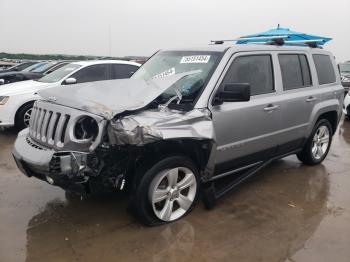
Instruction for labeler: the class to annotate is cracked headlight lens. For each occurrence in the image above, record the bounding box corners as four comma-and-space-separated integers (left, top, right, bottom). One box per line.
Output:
0, 96, 9, 105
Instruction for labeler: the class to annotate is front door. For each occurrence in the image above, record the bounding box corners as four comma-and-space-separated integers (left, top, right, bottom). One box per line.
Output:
210, 53, 282, 174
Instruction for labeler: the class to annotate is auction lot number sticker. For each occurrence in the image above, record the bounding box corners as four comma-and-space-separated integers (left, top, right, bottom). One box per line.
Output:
152, 67, 176, 79
180, 55, 210, 64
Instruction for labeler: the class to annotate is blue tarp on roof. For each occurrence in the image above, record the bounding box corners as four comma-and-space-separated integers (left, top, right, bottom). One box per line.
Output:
236, 26, 332, 46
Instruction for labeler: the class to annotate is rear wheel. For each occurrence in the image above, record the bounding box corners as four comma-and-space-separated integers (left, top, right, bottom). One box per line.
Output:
297, 119, 332, 165
15, 102, 34, 130
131, 156, 200, 226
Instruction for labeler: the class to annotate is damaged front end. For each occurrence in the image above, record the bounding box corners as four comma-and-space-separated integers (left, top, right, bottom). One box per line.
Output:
13, 106, 217, 194
107, 107, 217, 181
13, 73, 217, 194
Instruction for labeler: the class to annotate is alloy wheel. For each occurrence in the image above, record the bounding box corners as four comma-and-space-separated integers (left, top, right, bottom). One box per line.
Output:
23, 108, 32, 127
149, 167, 197, 222
311, 125, 330, 160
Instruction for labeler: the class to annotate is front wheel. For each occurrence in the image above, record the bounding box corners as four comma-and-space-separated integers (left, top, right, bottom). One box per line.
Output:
297, 119, 332, 165
131, 156, 200, 226
15, 103, 34, 130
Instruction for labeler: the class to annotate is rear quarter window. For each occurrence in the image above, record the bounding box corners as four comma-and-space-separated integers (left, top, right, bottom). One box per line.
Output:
313, 54, 336, 85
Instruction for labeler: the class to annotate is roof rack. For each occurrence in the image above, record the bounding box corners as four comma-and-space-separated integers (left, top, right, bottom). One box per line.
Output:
210, 36, 288, 45
210, 36, 324, 48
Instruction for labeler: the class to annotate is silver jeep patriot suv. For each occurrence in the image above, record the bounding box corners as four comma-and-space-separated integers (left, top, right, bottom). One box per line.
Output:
13, 44, 344, 225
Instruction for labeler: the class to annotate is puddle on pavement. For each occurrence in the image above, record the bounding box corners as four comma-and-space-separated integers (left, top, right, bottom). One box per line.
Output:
1, 120, 350, 262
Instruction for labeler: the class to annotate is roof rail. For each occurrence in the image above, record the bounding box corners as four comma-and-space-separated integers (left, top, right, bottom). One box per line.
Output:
210, 36, 325, 48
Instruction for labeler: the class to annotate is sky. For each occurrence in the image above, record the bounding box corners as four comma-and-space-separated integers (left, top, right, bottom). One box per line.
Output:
0, 0, 349, 61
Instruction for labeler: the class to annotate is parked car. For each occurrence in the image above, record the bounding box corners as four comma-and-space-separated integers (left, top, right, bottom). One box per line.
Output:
0, 61, 69, 85
0, 60, 140, 129
339, 62, 350, 93
0, 61, 38, 73
343, 92, 350, 118
13, 44, 343, 225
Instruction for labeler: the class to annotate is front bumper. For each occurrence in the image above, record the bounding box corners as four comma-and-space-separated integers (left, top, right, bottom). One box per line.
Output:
343, 94, 350, 116
0, 103, 15, 127
13, 129, 91, 192
342, 82, 350, 94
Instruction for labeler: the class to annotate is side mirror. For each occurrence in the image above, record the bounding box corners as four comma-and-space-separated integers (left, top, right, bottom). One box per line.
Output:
63, 77, 77, 85
0, 79, 4, 85
214, 83, 250, 105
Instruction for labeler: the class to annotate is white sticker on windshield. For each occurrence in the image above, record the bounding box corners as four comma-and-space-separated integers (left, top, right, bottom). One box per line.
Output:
152, 67, 176, 79
180, 55, 210, 64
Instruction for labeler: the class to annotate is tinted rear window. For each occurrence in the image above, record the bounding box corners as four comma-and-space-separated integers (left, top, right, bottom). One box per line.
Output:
313, 54, 336, 85
279, 54, 312, 90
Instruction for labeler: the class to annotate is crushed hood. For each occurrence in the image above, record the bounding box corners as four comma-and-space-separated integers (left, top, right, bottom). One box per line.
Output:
38, 71, 200, 120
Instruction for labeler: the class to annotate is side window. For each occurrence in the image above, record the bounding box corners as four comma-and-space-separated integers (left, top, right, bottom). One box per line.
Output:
313, 54, 336, 85
111, 64, 139, 79
223, 55, 274, 96
299, 55, 312, 86
70, 64, 109, 84
279, 54, 312, 90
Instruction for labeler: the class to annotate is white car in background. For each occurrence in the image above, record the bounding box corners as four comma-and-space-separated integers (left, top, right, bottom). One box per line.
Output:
0, 60, 140, 129
343, 92, 350, 119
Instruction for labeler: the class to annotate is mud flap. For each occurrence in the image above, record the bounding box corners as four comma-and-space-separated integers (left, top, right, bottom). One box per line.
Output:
201, 182, 217, 209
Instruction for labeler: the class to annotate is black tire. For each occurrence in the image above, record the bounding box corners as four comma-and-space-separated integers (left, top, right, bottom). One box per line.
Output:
131, 156, 200, 226
15, 102, 34, 130
297, 119, 333, 165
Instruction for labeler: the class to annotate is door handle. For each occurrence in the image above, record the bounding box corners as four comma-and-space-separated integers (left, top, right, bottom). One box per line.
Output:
263, 104, 279, 112
306, 96, 317, 102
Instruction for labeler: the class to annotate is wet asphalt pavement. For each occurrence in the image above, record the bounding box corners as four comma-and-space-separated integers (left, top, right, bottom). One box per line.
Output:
0, 120, 349, 262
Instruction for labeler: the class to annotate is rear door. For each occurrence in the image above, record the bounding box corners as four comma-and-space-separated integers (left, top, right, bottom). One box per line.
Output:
210, 52, 282, 174
277, 52, 319, 153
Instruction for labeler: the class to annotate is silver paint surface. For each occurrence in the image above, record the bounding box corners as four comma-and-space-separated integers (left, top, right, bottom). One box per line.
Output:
108, 108, 214, 145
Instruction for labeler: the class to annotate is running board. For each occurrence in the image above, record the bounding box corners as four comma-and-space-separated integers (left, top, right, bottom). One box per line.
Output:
202, 150, 300, 209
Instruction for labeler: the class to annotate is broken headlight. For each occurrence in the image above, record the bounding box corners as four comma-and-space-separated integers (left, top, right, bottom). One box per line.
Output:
0, 96, 9, 105
73, 116, 99, 141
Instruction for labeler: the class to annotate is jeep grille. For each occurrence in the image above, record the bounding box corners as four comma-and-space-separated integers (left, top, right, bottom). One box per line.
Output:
28, 100, 105, 152
29, 102, 71, 148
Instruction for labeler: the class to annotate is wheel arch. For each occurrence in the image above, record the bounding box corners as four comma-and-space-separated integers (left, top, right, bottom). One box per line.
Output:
127, 139, 214, 192
316, 111, 338, 135
14, 100, 36, 124
308, 99, 341, 136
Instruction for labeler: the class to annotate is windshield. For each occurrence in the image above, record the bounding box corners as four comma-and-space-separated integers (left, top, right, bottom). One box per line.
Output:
8, 62, 36, 71
132, 51, 221, 103
340, 63, 350, 74
37, 64, 81, 83
22, 62, 47, 72
29, 61, 58, 73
